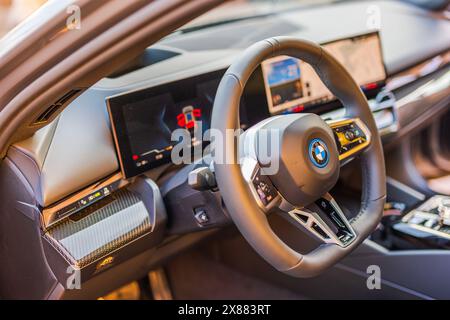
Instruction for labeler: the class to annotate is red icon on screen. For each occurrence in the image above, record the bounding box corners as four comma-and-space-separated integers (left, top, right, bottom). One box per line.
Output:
132, 155, 139, 161
291, 105, 305, 113
364, 82, 378, 90
177, 106, 201, 129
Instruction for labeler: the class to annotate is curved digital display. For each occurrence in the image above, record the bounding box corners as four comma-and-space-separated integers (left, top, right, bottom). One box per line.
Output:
108, 32, 386, 179
262, 32, 386, 115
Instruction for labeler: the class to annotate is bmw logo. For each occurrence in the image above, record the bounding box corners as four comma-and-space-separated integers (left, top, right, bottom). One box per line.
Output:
308, 138, 329, 168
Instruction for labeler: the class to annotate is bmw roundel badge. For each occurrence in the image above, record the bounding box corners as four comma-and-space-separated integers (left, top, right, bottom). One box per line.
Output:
308, 138, 329, 168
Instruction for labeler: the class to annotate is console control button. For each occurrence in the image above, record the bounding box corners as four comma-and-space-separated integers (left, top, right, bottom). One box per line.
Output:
194, 208, 210, 226
438, 198, 450, 226
424, 219, 438, 229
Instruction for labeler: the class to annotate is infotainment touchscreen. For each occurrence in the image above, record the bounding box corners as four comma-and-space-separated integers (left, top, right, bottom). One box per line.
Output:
262, 32, 386, 114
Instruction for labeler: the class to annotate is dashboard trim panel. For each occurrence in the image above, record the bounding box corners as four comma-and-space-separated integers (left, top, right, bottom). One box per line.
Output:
41, 172, 128, 229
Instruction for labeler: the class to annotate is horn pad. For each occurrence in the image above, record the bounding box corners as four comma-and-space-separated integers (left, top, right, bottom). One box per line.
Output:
257, 113, 340, 207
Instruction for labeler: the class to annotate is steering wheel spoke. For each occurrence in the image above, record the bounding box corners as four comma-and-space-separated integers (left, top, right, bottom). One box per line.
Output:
287, 194, 356, 247
326, 118, 372, 165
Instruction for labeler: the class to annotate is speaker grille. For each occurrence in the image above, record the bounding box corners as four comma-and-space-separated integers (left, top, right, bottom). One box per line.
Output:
44, 188, 151, 268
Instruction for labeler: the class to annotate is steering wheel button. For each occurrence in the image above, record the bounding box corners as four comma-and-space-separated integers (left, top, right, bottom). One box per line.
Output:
344, 131, 355, 141
252, 169, 278, 207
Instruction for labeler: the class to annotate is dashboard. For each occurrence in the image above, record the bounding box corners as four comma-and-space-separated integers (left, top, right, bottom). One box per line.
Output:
11, 0, 450, 208
108, 32, 387, 179
4, 0, 449, 299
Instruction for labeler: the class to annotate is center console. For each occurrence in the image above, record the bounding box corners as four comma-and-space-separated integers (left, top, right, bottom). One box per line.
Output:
371, 178, 450, 251
393, 195, 450, 249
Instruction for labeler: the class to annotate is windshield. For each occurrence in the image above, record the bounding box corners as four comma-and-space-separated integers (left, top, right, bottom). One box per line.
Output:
0, 0, 47, 37
181, 0, 338, 32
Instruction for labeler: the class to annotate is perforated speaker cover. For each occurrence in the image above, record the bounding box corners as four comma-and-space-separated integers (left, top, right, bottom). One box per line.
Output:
44, 188, 152, 268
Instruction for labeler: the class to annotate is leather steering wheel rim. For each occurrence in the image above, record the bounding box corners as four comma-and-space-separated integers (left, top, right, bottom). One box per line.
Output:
211, 37, 386, 278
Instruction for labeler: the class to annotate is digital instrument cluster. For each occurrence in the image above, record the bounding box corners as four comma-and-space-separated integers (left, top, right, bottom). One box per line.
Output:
108, 32, 386, 179
107, 71, 224, 178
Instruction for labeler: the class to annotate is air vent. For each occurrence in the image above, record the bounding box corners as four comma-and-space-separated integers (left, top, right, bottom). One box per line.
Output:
32, 89, 82, 126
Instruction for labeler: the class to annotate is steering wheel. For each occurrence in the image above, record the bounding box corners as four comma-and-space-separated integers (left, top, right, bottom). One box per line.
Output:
211, 37, 386, 278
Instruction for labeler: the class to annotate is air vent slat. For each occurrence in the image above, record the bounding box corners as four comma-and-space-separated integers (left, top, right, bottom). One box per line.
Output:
57, 90, 80, 105
32, 89, 82, 126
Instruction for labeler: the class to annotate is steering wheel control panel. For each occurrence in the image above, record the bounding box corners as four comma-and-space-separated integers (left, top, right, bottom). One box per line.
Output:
251, 168, 280, 207
329, 118, 371, 161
